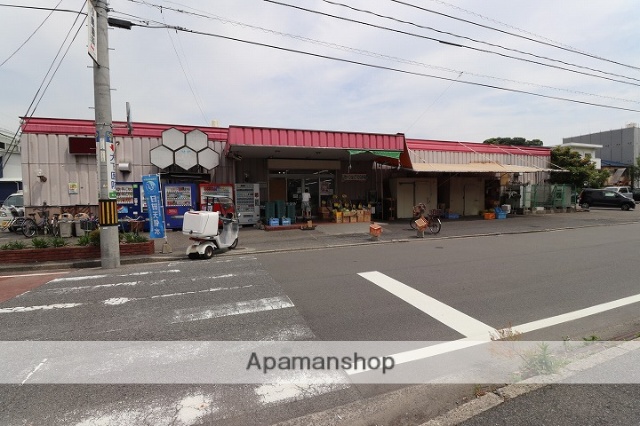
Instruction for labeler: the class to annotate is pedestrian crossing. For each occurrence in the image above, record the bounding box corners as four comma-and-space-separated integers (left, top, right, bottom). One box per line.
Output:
0, 256, 352, 425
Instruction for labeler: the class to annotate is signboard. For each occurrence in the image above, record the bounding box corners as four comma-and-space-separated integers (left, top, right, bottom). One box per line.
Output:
342, 173, 367, 182
87, 2, 98, 62
142, 174, 166, 239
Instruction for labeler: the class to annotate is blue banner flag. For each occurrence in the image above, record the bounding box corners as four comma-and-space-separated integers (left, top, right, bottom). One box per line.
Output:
142, 174, 166, 239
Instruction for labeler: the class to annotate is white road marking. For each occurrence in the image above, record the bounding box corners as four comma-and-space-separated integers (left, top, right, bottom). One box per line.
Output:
0, 303, 83, 313
172, 296, 295, 323
44, 281, 139, 294
351, 271, 640, 375
510, 293, 640, 335
50, 275, 107, 282
358, 271, 495, 338
0, 271, 68, 279
21, 358, 47, 385
103, 298, 134, 306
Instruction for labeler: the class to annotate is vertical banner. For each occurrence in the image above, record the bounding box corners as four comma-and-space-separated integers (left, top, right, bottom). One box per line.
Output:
142, 174, 166, 239
106, 131, 117, 199
87, 1, 97, 62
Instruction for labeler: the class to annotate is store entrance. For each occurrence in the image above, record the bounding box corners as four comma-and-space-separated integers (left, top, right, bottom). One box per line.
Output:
271, 172, 335, 220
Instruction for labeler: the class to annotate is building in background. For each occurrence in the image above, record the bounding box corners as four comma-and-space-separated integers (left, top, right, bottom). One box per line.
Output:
0, 128, 22, 202
563, 123, 640, 185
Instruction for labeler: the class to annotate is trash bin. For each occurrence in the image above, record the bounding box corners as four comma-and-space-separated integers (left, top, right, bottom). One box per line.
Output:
58, 213, 74, 238
74, 213, 89, 236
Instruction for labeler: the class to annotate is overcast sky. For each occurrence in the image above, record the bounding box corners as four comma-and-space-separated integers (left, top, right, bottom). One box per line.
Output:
1, 0, 639, 146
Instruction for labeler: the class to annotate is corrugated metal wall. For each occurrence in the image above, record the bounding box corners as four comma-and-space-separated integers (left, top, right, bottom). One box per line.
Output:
409, 149, 549, 170
21, 133, 233, 210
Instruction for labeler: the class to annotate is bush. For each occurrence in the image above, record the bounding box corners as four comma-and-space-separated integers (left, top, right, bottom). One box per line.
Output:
31, 237, 50, 249
1, 240, 27, 250
88, 229, 101, 246
50, 236, 68, 247
121, 232, 149, 243
76, 234, 91, 246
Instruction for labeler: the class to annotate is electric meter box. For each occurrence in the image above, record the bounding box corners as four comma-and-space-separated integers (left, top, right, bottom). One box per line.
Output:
182, 211, 219, 237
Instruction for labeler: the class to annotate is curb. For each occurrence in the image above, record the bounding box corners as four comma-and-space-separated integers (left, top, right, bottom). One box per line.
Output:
420, 339, 639, 426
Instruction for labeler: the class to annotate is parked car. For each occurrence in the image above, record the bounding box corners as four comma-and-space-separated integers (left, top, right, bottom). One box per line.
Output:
0, 190, 24, 227
632, 188, 640, 202
602, 186, 634, 200
578, 188, 635, 210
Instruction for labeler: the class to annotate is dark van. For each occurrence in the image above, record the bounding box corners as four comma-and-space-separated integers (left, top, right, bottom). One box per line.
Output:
578, 189, 635, 210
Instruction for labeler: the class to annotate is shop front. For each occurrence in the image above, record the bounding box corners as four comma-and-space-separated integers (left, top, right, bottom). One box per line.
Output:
225, 126, 404, 224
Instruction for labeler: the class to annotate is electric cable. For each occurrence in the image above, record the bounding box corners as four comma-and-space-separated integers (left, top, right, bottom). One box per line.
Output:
113, 2, 640, 105
0, 0, 63, 68
264, 0, 640, 87
319, 0, 640, 82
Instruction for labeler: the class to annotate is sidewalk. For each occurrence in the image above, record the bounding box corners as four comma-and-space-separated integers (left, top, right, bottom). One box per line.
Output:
1, 208, 639, 272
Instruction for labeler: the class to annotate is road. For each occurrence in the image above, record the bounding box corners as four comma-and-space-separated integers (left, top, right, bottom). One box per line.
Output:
0, 223, 639, 425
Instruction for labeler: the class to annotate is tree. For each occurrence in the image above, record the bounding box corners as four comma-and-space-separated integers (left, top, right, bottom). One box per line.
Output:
483, 137, 543, 147
548, 146, 609, 188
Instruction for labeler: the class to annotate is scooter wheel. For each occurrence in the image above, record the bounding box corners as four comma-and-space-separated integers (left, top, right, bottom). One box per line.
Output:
230, 238, 238, 249
203, 245, 215, 259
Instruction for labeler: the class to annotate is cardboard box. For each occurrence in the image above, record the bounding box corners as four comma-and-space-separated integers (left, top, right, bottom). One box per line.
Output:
350, 216, 358, 223
369, 224, 382, 237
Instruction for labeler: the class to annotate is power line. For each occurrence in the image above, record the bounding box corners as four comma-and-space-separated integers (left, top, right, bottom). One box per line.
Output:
319, 0, 640, 83
391, 0, 640, 72
264, 0, 640, 87
114, 2, 639, 106
111, 17, 640, 113
0, 1, 63, 68
1, 1, 87, 169
0, 3, 86, 15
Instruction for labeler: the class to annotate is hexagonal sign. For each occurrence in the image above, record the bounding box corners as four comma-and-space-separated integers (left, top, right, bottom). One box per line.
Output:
198, 148, 219, 170
186, 129, 208, 152
150, 145, 174, 169
175, 147, 198, 170
162, 128, 185, 150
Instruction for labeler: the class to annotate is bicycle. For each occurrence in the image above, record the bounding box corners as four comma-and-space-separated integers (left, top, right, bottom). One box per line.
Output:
0, 205, 26, 234
22, 203, 60, 238
410, 203, 442, 234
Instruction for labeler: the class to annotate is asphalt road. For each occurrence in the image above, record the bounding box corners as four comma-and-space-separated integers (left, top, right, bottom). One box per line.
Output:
0, 220, 639, 425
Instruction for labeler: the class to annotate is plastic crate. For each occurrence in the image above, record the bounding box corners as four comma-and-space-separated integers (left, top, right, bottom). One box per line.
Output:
496, 212, 507, 219
281, 218, 291, 225
269, 218, 279, 226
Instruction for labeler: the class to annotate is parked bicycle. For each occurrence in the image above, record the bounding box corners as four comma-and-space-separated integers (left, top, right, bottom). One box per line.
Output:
22, 203, 60, 238
410, 203, 442, 234
0, 205, 26, 233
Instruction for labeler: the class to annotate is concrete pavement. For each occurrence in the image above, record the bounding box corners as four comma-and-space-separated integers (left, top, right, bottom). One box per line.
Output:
1, 208, 640, 425
2, 208, 639, 272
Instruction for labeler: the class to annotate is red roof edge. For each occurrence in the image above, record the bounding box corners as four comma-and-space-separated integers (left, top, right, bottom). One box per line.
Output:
406, 139, 551, 156
20, 117, 229, 140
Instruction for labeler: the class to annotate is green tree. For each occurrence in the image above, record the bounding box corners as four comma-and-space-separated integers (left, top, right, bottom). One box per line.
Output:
549, 146, 609, 188
483, 137, 543, 147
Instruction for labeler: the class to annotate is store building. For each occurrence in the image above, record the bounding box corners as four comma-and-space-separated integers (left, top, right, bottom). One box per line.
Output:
19, 117, 556, 223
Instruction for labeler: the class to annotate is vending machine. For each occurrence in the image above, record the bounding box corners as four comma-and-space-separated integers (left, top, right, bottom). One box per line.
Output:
163, 183, 197, 229
115, 182, 149, 230
198, 183, 234, 210
235, 183, 260, 226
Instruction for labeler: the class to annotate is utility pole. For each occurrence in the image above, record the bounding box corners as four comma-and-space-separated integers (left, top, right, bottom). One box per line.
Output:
90, 0, 120, 269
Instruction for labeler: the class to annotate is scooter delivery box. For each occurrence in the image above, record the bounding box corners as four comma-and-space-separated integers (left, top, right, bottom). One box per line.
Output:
182, 211, 219, 237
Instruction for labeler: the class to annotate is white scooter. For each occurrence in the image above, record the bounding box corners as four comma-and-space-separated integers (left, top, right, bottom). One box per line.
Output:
182, 211, 239, 259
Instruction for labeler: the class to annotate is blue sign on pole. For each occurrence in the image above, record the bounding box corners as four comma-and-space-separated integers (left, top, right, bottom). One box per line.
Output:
142, 174, 166, 239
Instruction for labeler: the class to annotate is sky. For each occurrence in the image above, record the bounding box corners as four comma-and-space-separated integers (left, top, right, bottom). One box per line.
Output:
1, 0, 640, 147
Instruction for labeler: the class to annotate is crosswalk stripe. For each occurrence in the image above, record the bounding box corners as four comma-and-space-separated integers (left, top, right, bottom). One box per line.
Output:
172, 296, 295, 323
